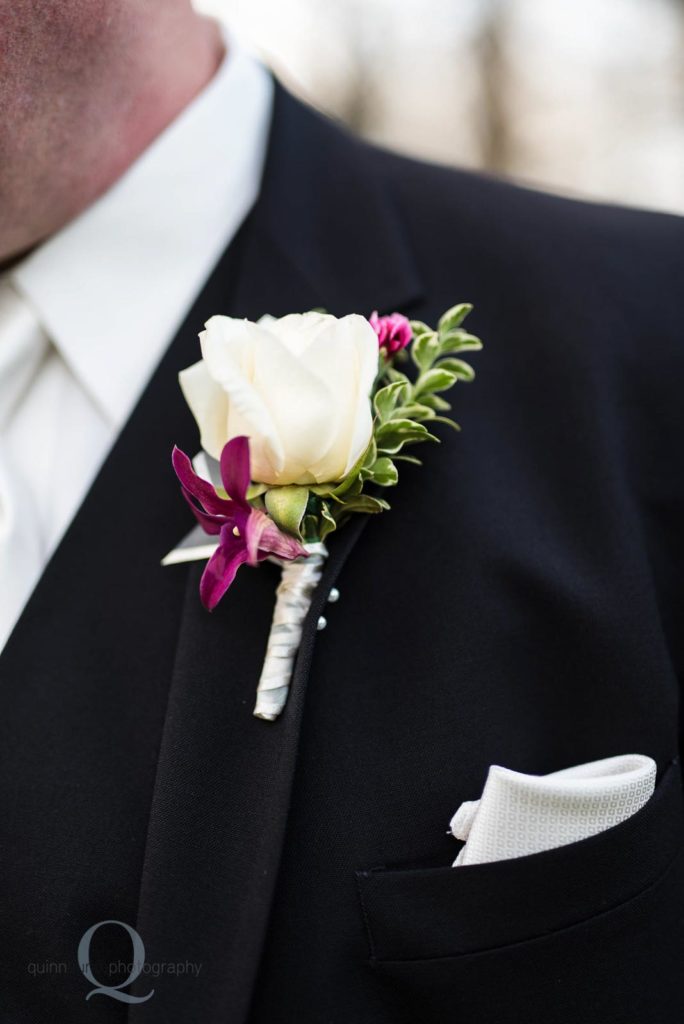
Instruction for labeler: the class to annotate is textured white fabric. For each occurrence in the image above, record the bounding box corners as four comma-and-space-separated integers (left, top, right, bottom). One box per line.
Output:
449, 753, 656, 867
0, 34, 272, 652
0, 280, 53, 650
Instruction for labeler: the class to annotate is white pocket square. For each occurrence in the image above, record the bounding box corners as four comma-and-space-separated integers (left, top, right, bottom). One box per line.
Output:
449, 753, 656, 867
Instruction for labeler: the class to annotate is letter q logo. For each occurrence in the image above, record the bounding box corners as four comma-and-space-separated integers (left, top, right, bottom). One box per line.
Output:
77, 920, 154, 1004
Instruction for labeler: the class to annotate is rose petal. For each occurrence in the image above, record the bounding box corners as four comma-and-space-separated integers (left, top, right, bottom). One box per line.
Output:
178, 361, 230, 462
340, 315, 379, 475
304, 314, 377, 481
249, 326, 338, 484
264, 312, 336, 357
200, 317, 284, 481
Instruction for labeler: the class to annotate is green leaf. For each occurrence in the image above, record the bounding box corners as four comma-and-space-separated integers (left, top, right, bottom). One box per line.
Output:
393, 453, 423, 465
388, 417, 431, 432
432, 416, 461, 431
264, 485, 309, 538
414, 368, 458, 395
420, 394, 452, 412
434, 358, 475, 381
319, 501, 338, 540
376, 418, 430, 439
411, 331, 440, 372
409, 319, 433, 339
246, 482, 268, 500
374, 380, 411, 422
375, 419, 436, 454
323, 475, 365, 502
369, 457, 399, 486
309, 439, 375, 500
385, 366, 411, 385
438, 303, 473, 334
439, 330, 482, 354
345, 475, 364, 496
395, 402, 436, 421
338, 493, 390, 515
361, 436, 378, 467
301, 513, 320, 543
333, 441, 374, 496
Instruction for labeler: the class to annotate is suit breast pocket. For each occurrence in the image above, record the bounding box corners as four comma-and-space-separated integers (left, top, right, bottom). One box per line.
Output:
356, 759, 684, 1024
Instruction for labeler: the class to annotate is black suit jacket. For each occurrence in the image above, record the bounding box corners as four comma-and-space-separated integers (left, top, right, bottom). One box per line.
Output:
1, 81, 684, 1024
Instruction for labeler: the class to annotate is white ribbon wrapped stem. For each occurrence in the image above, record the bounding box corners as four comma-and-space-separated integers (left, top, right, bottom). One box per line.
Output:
254, 541, 328, 721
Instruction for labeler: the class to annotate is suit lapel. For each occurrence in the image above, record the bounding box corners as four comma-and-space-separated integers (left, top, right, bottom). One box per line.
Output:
128, 86, 422, 1022
0, 82, 421, 1024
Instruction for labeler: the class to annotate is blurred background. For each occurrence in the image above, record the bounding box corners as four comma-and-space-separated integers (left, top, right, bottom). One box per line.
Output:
194, 0, 684, 216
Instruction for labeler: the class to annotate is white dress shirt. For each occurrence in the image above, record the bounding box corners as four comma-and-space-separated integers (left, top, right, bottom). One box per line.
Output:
0, 34, 273, 651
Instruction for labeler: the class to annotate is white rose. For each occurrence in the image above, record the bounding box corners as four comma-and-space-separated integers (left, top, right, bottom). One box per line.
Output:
179, 311, 379, 486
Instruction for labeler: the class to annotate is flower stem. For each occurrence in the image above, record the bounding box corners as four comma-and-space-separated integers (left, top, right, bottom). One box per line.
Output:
253, 542, 328, 721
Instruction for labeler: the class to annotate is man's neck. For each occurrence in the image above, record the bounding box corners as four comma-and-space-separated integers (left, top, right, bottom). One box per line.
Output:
0, 12, 225, 263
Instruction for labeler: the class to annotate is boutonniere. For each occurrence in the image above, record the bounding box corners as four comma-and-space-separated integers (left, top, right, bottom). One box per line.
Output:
164, 306, 481, 720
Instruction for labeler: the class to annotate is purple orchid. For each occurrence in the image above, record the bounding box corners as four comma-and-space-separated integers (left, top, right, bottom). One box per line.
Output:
172, 436, 308, 611
369, 311, 413, 357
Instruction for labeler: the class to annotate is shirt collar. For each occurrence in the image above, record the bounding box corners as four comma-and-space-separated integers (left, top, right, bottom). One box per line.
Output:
12, 32, 273, 429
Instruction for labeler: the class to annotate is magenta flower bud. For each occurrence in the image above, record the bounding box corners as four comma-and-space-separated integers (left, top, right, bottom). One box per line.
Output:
369, 311, 413, 357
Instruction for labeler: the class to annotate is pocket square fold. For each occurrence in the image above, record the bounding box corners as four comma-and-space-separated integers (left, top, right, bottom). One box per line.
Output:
449, 753, 656, 867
